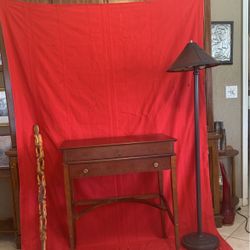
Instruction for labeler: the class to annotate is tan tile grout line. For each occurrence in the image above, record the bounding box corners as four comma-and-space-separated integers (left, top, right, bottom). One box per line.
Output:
219, 218, 245, 234
223, 220, 246, 240
225, 215, 250, 243
228, 236, 250, 242
220, 205, 250, 241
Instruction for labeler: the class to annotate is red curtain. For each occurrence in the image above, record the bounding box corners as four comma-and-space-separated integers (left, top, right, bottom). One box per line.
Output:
0, 0, 231, 249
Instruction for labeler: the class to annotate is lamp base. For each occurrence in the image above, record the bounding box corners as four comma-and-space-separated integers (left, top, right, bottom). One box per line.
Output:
182, 232, 219, 250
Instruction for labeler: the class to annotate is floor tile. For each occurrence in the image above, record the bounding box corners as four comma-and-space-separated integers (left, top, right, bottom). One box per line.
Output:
230, 222, 250, 241
219, 233, 229, 240
226, 237, 250, 250
237, 206, 249, 218
233, 213, 246, 224
218, 206, 250, 239
217, 221, 243, 237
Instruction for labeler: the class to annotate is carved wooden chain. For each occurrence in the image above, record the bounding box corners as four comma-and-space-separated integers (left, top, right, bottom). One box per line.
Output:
34, 125, 47, 250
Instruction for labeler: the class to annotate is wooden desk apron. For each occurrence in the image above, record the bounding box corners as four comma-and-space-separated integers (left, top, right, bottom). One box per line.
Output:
60, 134, 179, 250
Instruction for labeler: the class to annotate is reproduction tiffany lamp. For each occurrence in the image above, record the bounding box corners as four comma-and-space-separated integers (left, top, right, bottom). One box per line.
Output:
168, 41, 220, 250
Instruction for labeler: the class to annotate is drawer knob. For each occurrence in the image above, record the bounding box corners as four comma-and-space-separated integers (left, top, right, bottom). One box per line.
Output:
153, 162, 159, 168
82, 168, 89, 174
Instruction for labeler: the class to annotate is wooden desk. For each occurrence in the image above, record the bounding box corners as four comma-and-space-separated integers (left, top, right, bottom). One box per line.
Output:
5, 148, 21, 249
0, 151, 20, 249
0, 166, 14, 234
61, 134, 179, 250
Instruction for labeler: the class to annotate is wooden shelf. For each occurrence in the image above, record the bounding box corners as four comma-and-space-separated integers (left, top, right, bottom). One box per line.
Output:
0, 169, 15, 234
219, 148, 239, 158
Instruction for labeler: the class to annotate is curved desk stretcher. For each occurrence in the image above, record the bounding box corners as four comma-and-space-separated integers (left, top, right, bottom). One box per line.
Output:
60, 134, 179, 249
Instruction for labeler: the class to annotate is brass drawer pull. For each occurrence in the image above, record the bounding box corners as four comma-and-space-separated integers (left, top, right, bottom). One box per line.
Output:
153, 162, 159, 168
82, 168, 89, 174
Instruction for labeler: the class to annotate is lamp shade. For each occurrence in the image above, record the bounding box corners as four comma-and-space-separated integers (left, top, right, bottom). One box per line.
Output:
167, 41, 220, 72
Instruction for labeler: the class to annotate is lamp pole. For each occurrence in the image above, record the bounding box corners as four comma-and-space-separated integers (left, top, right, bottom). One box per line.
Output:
193, 67, 202, 235
182, 66, 219, 249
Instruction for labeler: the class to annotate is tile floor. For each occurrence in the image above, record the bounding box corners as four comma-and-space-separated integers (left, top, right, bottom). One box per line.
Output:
0, 206, 249, 249
218, 205, 250, 250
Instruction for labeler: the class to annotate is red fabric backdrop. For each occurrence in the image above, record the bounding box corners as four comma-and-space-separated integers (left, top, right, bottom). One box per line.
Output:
0, 0, 232, 249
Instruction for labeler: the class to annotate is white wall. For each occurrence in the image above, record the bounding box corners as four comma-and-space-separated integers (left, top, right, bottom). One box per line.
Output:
211, 0, 242, 197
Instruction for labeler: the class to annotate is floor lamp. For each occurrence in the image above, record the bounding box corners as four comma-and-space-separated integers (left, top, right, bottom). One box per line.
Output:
168, 41, 220, 250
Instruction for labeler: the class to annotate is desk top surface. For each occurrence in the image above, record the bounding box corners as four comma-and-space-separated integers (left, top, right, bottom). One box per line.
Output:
60, 134, 176, 150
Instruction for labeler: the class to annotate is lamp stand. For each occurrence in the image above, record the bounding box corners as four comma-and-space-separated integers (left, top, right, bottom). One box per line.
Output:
182, 68, 219, 250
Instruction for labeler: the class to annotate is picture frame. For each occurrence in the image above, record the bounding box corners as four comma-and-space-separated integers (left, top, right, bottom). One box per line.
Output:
0, 52, 2, 72
211, 21, 233, 65
0, 88, 8, 126
0, 135, 11, 167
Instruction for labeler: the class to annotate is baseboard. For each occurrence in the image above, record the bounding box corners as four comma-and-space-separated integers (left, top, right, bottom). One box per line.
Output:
235, 197, 248, 208
242, 197, 249, 206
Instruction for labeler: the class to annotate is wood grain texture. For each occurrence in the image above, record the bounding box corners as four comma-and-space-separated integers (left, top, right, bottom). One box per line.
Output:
61, 134, 179, 250
5, 148, 21, 248
204, 0, 214, 132
34, 125, 47, 250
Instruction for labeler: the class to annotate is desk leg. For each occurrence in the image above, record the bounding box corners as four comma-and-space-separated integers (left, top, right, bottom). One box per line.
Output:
64, 164, 75, 250
171, 157, 180, 250
158, 171, 166, 238
9, 156, 21, 249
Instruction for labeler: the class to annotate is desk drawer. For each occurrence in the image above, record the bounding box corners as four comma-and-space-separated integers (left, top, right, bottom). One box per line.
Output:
68, 156, 171, 178
63, 142, 174, 163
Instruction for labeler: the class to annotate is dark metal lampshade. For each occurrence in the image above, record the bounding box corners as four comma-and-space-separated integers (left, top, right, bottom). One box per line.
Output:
168, 41, 219, 72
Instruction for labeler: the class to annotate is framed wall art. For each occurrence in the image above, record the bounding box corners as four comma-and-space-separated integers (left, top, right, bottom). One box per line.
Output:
0, 52, 2, 72
211, 21, 233, 64
0, 88, 8, 126
0, 135, 11, 167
